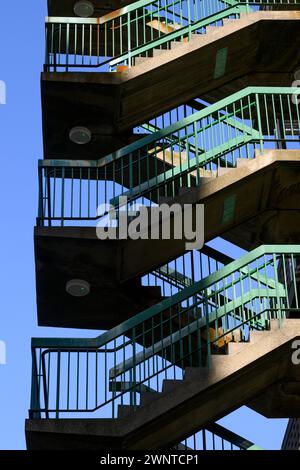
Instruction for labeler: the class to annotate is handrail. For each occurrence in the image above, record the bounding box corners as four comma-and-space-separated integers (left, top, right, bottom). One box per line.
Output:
40, 86, 299, 169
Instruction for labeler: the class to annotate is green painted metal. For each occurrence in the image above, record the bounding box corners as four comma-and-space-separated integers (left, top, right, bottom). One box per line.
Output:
29, 245, 300, 419
213, 47, 228, 79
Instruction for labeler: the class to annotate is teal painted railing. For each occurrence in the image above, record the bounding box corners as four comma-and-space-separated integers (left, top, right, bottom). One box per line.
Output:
29, 245, 300, 419
44, 0, 299, 72
38, 87, 300, 226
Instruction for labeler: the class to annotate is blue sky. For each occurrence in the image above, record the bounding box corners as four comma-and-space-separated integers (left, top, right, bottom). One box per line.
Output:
0, 0, 288, 450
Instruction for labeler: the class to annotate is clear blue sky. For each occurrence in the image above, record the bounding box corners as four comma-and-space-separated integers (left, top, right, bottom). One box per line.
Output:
0, 0, 287, 450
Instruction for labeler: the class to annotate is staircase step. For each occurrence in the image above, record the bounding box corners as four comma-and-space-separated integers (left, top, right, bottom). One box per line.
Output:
170, 41, 184, 49
239, 11, 251, 19
222, 18, 236, 26
210, 353, 229, 367
249, 328, 272, 344
158, 195, 176, 204
140, 391, 160, 406
178, 186, 194, 197
118, 405, 136, 418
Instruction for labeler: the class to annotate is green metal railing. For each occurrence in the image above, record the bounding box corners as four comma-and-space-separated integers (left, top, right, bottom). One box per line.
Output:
29, 245, 300, 420
44, 0, 300, 72
38, 87, 300, 226
172, 422, 263, 450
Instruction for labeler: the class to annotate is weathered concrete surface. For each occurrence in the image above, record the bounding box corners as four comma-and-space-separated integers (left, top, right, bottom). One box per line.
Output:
34, 227, 164, 329
119, 150, 300, 280
34, 150, 300, 328
248, 381, 300, 418
25, 320, 300, 449
41, 11, 300, 158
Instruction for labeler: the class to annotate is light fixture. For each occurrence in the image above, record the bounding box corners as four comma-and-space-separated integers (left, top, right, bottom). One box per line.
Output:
69, 126, 92, 145
66, 279, 91, 297
74, 1, 95, 17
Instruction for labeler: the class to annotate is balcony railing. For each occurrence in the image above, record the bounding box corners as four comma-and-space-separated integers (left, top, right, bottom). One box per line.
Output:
44, 0, 300, 72
37, 87, 300, 226
30, 245, 300, 420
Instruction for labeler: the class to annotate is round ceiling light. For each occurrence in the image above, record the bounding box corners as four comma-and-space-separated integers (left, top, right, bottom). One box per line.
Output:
66, 279, 91, 297
74, 1, 95, 17
69, 126, 92, 145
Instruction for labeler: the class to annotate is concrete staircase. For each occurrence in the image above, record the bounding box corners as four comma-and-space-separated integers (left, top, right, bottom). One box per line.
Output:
41, 10, 300, 159
25, 319, 300, 449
